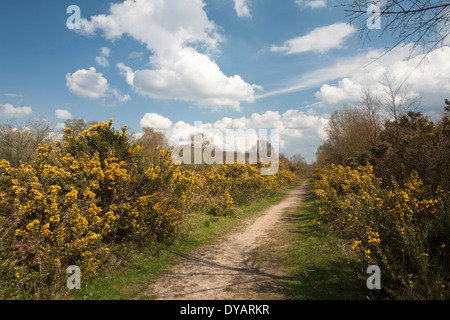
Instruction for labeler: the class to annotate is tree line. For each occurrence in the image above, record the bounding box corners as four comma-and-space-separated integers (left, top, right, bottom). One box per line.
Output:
316, 80, 449, 192
312, 76, 449, 299
0, 118, 312, 178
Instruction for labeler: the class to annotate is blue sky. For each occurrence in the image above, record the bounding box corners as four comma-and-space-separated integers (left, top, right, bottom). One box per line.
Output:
1, 0, 449, 162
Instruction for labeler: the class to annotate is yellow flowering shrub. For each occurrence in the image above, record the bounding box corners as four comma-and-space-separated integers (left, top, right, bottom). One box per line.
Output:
198, 161, 294, 216
0, 121, 194, 298
0, 120, 296, 299
313, 164, 449, 299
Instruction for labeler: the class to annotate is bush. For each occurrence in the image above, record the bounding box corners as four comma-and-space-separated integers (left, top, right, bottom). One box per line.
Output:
0, 121, 192, 298
199, 161, 295, 216
313, 164, 449, 299
0, 119, 295, 299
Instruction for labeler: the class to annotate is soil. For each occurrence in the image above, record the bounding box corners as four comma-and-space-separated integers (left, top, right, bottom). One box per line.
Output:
135, 182, 308, 300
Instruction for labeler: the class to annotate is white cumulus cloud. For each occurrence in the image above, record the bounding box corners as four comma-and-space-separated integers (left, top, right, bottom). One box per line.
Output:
138, 109, 329, 162
66, 67, 131, 104
140, 113, 173, 130
315, 78, 363, 104
55, 109, 73, 120
79, 0, 260, 110
315, 45, 450, 111
0, 104, 32, 118
234, 0, 252, 18
66, 67, 110, 99
118, 48, 261, 111
271, 22, 356, 54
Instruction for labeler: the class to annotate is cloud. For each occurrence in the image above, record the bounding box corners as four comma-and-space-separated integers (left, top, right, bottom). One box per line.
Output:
79, 0, 260, 110
96, 47, 111, 67
1, 93, 24, 104
2, 93, 21, 98
138, 109, 329, 162
0, 104, 32, 118
128, 51, 145, 60
54, 123, 67, 131
111, 89, 131, 103
259, 43, 449, 105
315, 78, 363, 104
101, 47, 111, 57
296, 0, 327, 9
234, 0, 252, 18
80, 0, 221, 52
271, 22, 356, 54
65, 66, 132, 104
257, 49, 371, 99
55, 109, 73, 120
315, 45, 450, 110
96, 56, 109, 67
66, 67, 110, 99
117, 48, 262, 111
140, 113, 173, 130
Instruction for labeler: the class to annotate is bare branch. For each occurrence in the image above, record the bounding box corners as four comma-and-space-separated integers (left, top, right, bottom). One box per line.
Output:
343, 0, 450, 58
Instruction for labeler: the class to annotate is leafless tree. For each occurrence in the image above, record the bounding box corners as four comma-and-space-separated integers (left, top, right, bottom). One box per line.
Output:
378, 71, 422, 123
357, 88, 384, 145
0, 118, 53, 166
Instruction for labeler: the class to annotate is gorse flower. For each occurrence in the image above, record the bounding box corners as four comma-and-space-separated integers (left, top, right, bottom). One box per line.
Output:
0, 119, 295, 299
312, 164, 449, 299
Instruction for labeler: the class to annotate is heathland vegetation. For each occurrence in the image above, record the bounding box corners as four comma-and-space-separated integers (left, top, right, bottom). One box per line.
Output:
1, 93, 448, 300
0, 118, 299, 299
312, 92, 450, 299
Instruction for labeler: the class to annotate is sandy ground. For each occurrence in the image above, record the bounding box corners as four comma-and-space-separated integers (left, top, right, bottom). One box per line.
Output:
137, 182, 308, 300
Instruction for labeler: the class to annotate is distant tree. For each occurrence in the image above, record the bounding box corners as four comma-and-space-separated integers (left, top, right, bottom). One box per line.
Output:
321, 106, 380, 166
289, 153, 313, 177
170, 132, 220, 171
317, 96, 450, 191
0, 118, 53, 166
290, 154, 306, 165
138, 127, 169, 163
255, 139, 275, 161
64, 119, 88, 136
378, 72, 421, 123
358, 88, 384, 145
374, 73, 422, 182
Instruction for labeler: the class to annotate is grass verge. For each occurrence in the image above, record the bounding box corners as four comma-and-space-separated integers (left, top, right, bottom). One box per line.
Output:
72, 181, 299, 300
248, 182, 363, 300
281, 191, 361, 299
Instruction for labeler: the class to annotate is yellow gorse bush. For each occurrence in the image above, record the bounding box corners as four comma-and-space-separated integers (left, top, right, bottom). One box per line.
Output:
0, 121, 189, 298
313, 164, 449, 299
0, 120, 295, 299
197, 161, 294, 216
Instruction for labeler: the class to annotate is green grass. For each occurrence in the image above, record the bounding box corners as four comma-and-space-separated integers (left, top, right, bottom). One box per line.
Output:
279, 188, 362, 300
73, 182, 298, 300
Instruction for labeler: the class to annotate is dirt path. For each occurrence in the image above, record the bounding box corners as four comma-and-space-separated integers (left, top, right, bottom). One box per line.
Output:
137, 182, 308, 300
